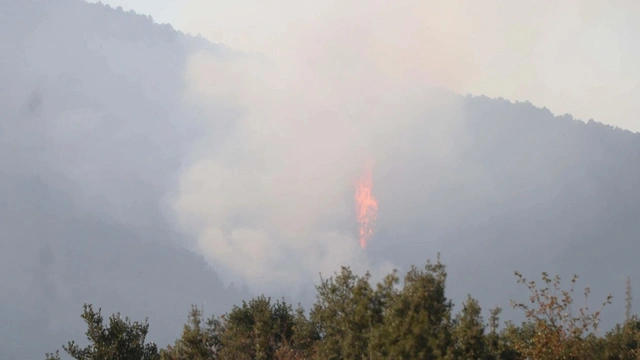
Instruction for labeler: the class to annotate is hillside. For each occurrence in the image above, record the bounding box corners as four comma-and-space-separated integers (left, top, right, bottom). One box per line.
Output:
370, 96, 640, 328
2, 0, 640, 359
0, 1, 247, 358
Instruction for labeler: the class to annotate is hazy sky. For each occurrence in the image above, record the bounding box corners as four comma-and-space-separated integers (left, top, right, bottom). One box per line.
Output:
89, 0, 640, 133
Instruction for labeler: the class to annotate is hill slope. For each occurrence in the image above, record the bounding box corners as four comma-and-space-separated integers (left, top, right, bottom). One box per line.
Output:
370, 96, 640, 328
2, 0, 640, 358
0, 1, 246, 358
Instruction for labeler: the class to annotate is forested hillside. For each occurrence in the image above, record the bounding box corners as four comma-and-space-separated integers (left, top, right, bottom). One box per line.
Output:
368, 97, 640, 331
0, 1, 247, 358
2, 1, 640, 359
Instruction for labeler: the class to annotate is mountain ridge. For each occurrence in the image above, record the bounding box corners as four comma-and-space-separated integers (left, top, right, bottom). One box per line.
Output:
2, 0, 640, 359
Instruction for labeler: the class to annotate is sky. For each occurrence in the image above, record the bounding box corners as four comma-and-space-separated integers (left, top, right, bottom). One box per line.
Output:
89, 0, 640, 133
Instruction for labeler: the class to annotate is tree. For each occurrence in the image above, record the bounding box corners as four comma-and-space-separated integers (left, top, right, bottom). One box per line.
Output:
370, 255, 454, 359
46, 304, 158, 360
216, 295, 296, 360
599, 279, 640, 360
160, 305, 221, 360
600, 316, 640, 360
483, 307, 518, 360
451, 295, 487, 359
45, 259, 640, 360
507, 271, 611, 360
285, 305, 320, 358
272, 306, 320, 360
310, 266, 388, 360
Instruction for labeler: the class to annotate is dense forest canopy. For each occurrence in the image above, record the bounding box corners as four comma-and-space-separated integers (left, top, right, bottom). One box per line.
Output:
47, 257, 640, 359
1, 1, 640, 359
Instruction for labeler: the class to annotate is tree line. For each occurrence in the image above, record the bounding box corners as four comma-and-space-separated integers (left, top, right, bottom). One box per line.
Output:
46, 255, 640, 359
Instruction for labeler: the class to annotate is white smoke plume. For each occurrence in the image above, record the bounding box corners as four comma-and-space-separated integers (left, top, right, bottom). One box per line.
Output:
168, 1, 470, 293
168, 0, 640, 293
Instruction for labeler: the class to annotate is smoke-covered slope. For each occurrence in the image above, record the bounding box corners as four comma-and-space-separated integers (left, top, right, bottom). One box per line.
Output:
2, 0, 640, 359
0, 1, 246, 358
370, 97, 640, 328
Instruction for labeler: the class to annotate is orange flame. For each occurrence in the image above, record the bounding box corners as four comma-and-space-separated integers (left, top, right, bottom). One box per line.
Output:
355, 164, 378, 249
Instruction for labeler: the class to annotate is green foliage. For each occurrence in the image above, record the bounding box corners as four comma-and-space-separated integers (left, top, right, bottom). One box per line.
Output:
286, 305, 320, 358
371, 255, 454, 360
159, 305, 221, 360
47, 258, 640, 360
310, 267, 382, 360
483, 308, 519, 360
451, 295, 487, 359
600, 316, 640, 359
46, 304, 158, 360
216, 295, 297, 360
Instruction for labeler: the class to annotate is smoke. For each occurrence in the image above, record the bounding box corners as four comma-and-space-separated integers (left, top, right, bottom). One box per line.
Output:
168, 1, 471, 293
169, 0, 640, 294
174, 0, 640, 132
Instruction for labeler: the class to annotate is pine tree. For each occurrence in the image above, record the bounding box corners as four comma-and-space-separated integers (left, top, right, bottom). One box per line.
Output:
160, 305, 221, 360
310, 267, 380, 360
371, 255, 454, 359
46, 304, 158, 360
216, 296, 296, 360
451, 295, 487, 359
